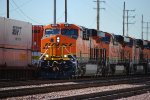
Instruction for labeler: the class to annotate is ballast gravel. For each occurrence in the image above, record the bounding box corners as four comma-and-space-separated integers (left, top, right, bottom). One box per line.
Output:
3, 84, 145, 100
0, 82, 78, 91
117, 92, 150, 100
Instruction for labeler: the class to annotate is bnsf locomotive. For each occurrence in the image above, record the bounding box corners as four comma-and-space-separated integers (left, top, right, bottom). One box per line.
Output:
39, 23, 150, 78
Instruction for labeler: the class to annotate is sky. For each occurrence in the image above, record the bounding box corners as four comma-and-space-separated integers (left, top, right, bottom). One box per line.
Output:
0, 0, 150, 40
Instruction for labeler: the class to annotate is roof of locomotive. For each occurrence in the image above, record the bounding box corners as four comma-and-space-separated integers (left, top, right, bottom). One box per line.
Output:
43, 24, 149, 46
44, 23, 81, 30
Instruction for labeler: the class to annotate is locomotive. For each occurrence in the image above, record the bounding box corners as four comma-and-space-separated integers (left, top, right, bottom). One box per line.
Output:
38, 23, 150, 78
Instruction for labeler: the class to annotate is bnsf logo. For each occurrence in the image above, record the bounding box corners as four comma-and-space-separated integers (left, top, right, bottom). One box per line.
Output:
12, 26, 22, 35
43, 43, 73, 49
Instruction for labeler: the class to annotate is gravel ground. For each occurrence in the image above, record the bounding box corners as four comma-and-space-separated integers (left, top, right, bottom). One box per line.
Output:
0, 82, 78, 91
3, 84, 145, 100
117, 92, 150, 100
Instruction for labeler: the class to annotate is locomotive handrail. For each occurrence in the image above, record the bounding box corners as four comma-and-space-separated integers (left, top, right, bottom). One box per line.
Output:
64, 46, 78, 69
37, 46, 51, 67
39, 46, 51, 60
64, 46, 76, 60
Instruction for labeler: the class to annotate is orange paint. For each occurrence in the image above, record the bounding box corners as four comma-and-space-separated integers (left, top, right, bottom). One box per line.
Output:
32, 25, 44, 51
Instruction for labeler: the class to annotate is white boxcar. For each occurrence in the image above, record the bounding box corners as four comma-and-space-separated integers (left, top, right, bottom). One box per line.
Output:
0, 17, 32, 67
4, 17, 32, 49
4, 49, 32, 67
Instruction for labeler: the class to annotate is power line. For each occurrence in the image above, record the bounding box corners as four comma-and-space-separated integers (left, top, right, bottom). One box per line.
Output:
11, 0, 42, 24
11, 0, 33, 12
125, 9, 135, 36
9, 1, 26, 21
57, 12, 65, 22
0, 0, 33, 16
89, 17, 97, 28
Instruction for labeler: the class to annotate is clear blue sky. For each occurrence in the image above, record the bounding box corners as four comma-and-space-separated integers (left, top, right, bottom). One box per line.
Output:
0, 0, 150, 40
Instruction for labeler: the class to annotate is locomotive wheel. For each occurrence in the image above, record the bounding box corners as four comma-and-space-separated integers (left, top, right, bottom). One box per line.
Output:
144, 63, 148, 75
133, 65, 137, 73
102, 65, 109, 77
110, 65, 115, 75
125, 64, 130, 75
102, 65, 106, 77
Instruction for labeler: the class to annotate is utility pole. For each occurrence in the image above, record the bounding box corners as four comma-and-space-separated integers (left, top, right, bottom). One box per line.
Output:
65, 0, 67, 23
142, 15, 144, 40
125, 9, 135, 36
123, 2, 125, 36
54, 0, 56, 24
97, 0, 100, 31
142, 15, 150, 40
7, 0, 9, 18
145, 22, 150, 40
123, 2, 135, 36
94, 0, 105, 31
146, 22, 149, 40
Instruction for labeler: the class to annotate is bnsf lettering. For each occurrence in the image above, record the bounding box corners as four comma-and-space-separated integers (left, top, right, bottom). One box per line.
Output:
43, 43, 73, 49
12, 26, 22, 35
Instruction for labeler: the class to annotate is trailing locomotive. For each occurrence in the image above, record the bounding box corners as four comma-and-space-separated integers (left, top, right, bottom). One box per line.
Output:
38, 23, 150, 78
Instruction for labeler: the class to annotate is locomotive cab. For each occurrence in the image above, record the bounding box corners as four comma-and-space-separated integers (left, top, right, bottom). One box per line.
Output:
41, 27, 77, 60
135, 39, 143, 48
133, 39, 148, 74
113, 35, 124, 46
39, 23, 80, 78
143, 40, 149, 62
100, 32, 111, 44
123, 37, 134, 74
124, 37, 133, 47
109, 34, 128, 75
148, 42, 150, 49
143, 40, 149, 49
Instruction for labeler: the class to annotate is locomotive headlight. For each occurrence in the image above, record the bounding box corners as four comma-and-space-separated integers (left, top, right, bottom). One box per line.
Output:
64, 55, 67, 58
56, 37, 60, 43
45, 54, 49, 58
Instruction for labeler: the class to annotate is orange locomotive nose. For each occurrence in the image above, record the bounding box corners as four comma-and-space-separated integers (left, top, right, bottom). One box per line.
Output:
39, 23, 80, 79
41, 34, 76, 60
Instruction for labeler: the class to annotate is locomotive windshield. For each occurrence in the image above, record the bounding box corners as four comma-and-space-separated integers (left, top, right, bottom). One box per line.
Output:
101, 36, 110, 43
124, 37, 133, 47
127, 39, 133, 47
135, 39, 143, 47
143, 41, 149, 49
114, 35, 124, 43
100, 32, 110, 43
45, 29, 60, 35
148, 42, 150, 49
61, 29, 78, 39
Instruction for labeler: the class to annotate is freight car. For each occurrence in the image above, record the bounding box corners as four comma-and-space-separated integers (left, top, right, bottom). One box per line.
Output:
38, 23, 150, 78
0, 17, 35, 80
32, 25, 44, 65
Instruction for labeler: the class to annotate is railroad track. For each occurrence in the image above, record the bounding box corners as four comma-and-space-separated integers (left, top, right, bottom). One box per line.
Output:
0, 75, 149, 88
1, 76, 150, 99
60, 86, 150, 100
